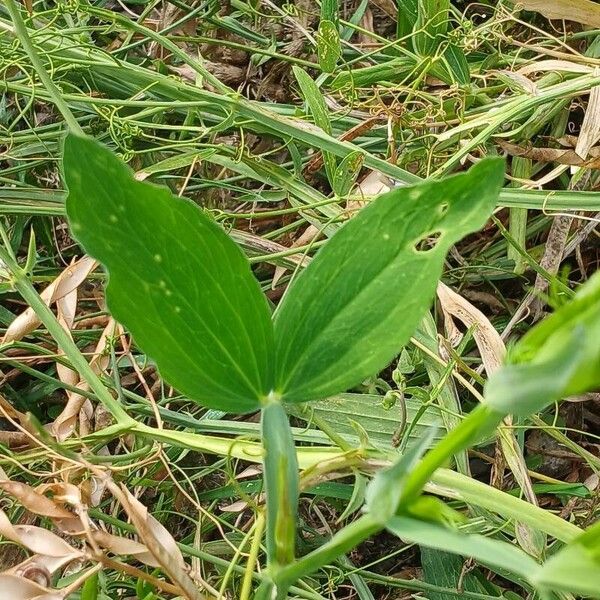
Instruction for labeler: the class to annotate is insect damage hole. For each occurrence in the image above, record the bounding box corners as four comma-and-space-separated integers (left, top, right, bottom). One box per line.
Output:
413, 230, 443, 253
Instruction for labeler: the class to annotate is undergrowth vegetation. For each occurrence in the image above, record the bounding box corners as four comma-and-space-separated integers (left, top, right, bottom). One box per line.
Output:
0, 1, 599, 599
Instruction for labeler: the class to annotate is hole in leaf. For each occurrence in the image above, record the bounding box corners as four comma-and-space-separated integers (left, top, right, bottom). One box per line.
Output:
438, 203, 449, 217
413, 230, 443, 253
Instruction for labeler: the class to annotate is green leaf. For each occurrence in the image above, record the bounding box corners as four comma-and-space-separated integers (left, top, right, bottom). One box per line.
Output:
413, 0, 451, 55
290, 392, 446, 452
533, 541, 600, 597
365, 428, 436, 523
292, 67, 331, 136
317, 19, 341, 73
135, 148, 216, 181
64, 134, 274, 413
386, 516, 539, 581
261, 402, 299, 567
331, 57, 415, 89
292, 66, 337, 183
274, 158, 505, 403
338, 472, 367, 521
81, 571, 99, 600
421, 548, 490, 600
397, 0, 419, 38
440, 44, 470, 85
332, 151, 364, 197
320, 0, 338, 24
485, 272, 600, 416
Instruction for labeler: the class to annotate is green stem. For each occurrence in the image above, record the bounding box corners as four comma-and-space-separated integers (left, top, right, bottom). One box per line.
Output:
400, 404, 503, 506
271, 405, 505, 589
261, 401, 299, 569
240, 510, 266, 600
4, 0, 83, 135
0, 246, 134, 428
275, 514, 381, 591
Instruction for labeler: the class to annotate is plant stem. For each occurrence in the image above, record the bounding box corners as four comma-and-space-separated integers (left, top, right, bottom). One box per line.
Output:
261, 401, 299, 569
240, 510, 266, 600
400, 404, 503, 506
4, 0, 83, 135
274, 514, 381, 591
273, 404, 505, 589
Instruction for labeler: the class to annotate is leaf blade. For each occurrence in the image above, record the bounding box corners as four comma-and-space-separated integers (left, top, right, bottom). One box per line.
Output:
386, 516, 539, 582
64, 134, 274, 413
274, 159, 505, 402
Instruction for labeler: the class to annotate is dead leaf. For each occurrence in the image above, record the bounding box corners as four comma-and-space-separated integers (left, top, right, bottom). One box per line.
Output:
0, 574, 53, 600
498, 139, 600, 168
517, 60, 594, 76
516, 0, 600, 28
0, 392, 27, 422
4, 555, 66, 584
3, 257, 97, 344
92, 530, 157, 566
435, 284, 538, 509
107, 483, 206, 600
436, 282, 505, 373
576, 70, 600, 159
52, 319, 118, 441
494, 70, 538, 95
55, 288, 79, 419
0, 509, 81, 559
0, 481, 74, 520
235, 465, 263, 479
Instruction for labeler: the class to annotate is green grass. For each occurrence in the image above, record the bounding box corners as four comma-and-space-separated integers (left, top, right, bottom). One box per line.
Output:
0, 1, 599, 599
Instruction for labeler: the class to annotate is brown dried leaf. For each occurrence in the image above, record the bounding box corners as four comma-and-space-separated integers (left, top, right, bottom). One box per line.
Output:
517, 0, 600, 28
118, 487, 184, 569
0, 392, 26, 422
35, 483, 83, 510
3, 257, 97, 344
108, 483, 205, 600
55, 289, 79, 394
0, 509, 81, 559
3, 554, 73, 582
435, 284, 538, 508
0, 482, 74, 520
0, 574, 53, 600
52, 319, 118, 441
576, 73, 600, 159
517, 60, 594, 76
436, 282, 505, 373
92, 530, 157, 566
498, 139, 600, 168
